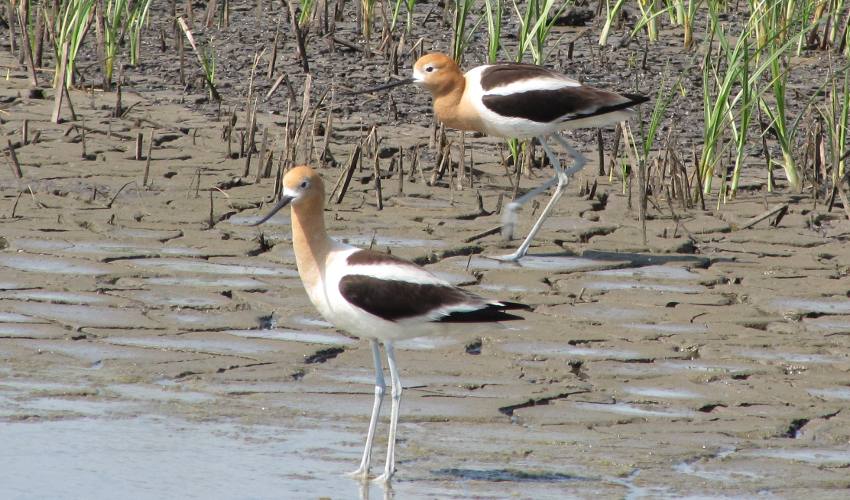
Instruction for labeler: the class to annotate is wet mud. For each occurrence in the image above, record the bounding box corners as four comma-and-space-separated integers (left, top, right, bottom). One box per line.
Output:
2, 3, 850, 498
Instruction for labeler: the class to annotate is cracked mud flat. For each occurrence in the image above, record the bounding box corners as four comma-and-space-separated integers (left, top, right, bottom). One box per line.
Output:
3, 9, 850, 500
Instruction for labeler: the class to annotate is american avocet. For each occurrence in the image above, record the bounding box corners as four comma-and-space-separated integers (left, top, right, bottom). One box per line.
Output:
253, 165, 527, 483
355, 53, 648, 261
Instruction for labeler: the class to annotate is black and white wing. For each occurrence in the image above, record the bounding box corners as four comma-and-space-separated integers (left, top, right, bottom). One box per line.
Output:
475, 63, 648, 125
338, 250, 528, 323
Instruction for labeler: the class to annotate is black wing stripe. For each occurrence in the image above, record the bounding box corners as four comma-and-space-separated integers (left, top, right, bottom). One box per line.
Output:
338, 275, 529, 323
483, 88, 648, 124
339, 275, 476, 321
436, 303, 527, 323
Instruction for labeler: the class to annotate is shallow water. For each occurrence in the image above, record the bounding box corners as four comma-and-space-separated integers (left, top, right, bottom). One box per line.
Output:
10, 237, 204, 258
0, 416, 359, 500
105, 337, 279, 355
623, 387, 703, 400
621, 323, 709, 335
225, 328, 357, 346
0, 312, 42, 323
125, 258, 298, 277
581, 280, 703, 294
500, 342, 643, 360
0, 253, 114, 275
571, 401, 697, 418
337, 234, 448, 248
6, 302, 155, 329
590, 265, 700, 280
136, 276, 270, 289
806, 387, 850, 400
107, 384, 216, 403
768, 297, 850, 315
741, 447, 850, 465
0, 323, 70, 338
227, 212, 290, 226
0, 290, 122, 305
463, 255, 621, 273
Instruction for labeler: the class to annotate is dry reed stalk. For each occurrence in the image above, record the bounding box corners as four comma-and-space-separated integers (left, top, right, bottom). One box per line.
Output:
596, 130, 605, 175
51, 40, 70, 124
6, 140, 23, 178
267, 22, 280, 79
457, 131, 466, 188
320, 90, 334, 165
177, 17, 220, 100
373, 154, 383, 210
332, 143, 362, 203
15, 2, 38, 86
397, 147, 404, 195
256, 128, 269, 182
287, 0, 310, 73
135, 132, 143, 160
143, 129, 154, 186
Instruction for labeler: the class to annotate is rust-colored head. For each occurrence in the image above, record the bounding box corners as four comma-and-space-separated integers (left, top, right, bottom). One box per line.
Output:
252, 165, 325, 225
413, 53, 463, 96
281, 165, 325, 205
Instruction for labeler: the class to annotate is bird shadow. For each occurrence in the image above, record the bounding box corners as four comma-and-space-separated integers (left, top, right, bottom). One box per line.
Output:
580, 249, 717, 268
431, 467, 585, 483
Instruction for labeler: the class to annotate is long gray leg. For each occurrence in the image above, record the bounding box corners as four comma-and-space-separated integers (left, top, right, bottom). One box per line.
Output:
497, 135, 586, 261
500, 136, 559, 242
348, 339, 386, 480
373, 341, 402, 483
552, 134, 588, 178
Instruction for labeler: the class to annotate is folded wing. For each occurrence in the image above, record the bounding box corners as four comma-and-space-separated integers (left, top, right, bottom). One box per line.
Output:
338, 250, 528, 324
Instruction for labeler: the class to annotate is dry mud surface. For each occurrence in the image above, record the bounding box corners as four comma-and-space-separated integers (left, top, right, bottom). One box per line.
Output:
2, 8, 850, 499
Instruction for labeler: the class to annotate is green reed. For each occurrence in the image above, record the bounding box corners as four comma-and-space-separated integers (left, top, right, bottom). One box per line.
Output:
819, 65, 850, 183
52, 0, 95, 88
391, 0, 416, 33
484, 0, 504, 63
362, 0, 377, 38
513, 0, 568, 64
102, 0, 128, 89
299, 0, 316, 27
128, 0, 153, 66
600, 0, 628, 46
451, 0, 480, 64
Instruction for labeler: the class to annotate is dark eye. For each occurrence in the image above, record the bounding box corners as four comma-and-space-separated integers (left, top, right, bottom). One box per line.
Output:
425, 66, 434, 73
300, 180, 308, 189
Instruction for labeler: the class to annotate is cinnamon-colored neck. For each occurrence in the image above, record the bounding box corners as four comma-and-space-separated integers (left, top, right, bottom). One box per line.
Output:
430, 73, 483, 133
290, 195, 332, 284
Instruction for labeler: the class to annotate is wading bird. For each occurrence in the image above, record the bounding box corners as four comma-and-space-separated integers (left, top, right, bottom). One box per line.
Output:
354, 53, 648, 261
253, 165, 528, 483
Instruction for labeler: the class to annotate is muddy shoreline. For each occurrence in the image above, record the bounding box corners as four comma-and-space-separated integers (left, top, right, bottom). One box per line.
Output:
3, 2, 850, 498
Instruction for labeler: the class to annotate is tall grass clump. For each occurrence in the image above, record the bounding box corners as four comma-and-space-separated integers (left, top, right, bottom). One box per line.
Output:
299, 0, 316, 27
513, 0, 569, 64
667, 0, 704, 48
632, 0, 661, 42
484, 0, 504, 63
819, 66, 850, 184
699, 7, 755, 194
451, 0, 479, 64
600, 0, 628, 46
53, 0, 95, 88
361, 0, 377, 38
758, 45, 800, 191
391, 0, 417, 33
698, 2, 807, 195
128, 0, 153, 66
102, 0, 127, 90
